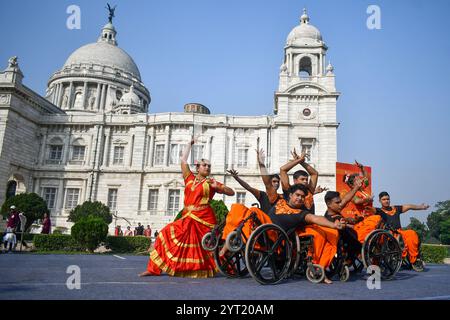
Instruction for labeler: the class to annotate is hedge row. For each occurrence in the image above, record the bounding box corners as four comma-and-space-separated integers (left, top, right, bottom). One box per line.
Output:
33, 234, 84, 251
105, 236, 152, 253
32, 234, 151, 254
422, 244, 449, 263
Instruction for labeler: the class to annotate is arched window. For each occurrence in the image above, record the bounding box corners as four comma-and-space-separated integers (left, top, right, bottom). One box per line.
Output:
74, 92, 83, 109
299, 56, 312, 78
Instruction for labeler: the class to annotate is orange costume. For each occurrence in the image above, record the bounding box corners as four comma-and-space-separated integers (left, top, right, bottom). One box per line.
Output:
221, 203, 272, 242
376, 206, 420, 264
145, 173, 223, 278
271, 199, 338, 269
340, 189, 381, 244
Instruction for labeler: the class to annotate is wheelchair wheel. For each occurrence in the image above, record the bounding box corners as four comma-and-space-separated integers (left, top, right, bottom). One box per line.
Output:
362, 230, 402, 280
214, 239, 248, 278
245, 224, 291, 285
226, 231, 243, 253
340, 265, 350, 282
201, 232, 218, 251
306, 264, 325, 284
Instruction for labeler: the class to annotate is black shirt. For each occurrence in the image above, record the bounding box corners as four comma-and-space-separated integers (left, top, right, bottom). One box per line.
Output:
375, 206, 403, 230
267, 201, 309, 232
257, 191, 278, 214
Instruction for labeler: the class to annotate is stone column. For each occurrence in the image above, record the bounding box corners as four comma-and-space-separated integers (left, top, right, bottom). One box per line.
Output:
164, 125, 171, 166
128, 134, 135, 167
57, 83, 64, 107
102, 126, 111, 167
63, 126, 72, 165
39, 128, 48, 165
99, 84, 106, 111
96, 83, 102, 111
56, 179, 65, 215
319, 54, 323, 75
52, 84, 58, 104
82, 82, 88, 110
147, 128, 155, 167
102, 84, 109, 111
68, 82, 74, 109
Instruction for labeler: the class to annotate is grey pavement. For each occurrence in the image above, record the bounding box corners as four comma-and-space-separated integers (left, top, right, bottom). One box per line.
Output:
1, 253, 450, 300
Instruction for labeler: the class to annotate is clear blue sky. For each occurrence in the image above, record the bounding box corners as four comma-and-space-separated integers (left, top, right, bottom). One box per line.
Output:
1, 0, 450, 226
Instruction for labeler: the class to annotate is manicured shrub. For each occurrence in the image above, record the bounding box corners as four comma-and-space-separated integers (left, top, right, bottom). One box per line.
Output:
71, 216, 108, 252
68, 201, 112, 224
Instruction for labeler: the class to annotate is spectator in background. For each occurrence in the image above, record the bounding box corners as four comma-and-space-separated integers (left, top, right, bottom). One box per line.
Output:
143, 225, 152, 238
135, 222, 144, 236
6, 206, 20, 231
41, 212, 51, 234
153, 230, 159, 238
124, 226, 133, 236
115, 225, 123, 236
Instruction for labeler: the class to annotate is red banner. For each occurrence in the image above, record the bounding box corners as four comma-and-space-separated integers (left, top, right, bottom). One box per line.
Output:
336, 162, 372, 217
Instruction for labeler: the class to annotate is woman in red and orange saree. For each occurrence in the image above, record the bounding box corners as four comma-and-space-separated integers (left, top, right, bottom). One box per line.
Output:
140, 138, 235, 278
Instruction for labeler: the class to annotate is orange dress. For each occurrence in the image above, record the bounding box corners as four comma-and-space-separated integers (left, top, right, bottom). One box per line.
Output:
146, 173, 222, 278
272, 199, 338, 269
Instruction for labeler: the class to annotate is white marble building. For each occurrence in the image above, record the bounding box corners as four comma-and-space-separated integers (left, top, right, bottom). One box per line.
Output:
0, 9, 339, 233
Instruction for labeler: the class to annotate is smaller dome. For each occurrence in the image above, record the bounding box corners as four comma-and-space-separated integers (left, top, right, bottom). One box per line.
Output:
119, 85, 141, 106
287, 9, 322, 44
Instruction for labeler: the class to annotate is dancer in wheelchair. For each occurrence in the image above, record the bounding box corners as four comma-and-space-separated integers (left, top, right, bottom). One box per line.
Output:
227, 148, 281, 214
323, 177, 367, 271
269, 183, 345, 284
338, 161, 383, 244
280, 148, 319, 214
374, 191, 429, 271
219, 148, 281, 257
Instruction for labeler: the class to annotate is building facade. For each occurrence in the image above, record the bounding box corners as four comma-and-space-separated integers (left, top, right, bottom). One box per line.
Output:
0, 9, 339, 233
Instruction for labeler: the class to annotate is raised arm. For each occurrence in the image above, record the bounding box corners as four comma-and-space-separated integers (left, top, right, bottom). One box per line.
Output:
280, 149, 306, 192
227, 169, 260, 200
401, 204, 429, 213
180, 138, 194, 179
256, 149, 272, 191
256, 149, 278, 204
297, 149, 319, 194
340, 177, 363, 211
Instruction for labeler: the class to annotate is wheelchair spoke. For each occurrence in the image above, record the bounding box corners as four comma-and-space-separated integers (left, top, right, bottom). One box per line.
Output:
256, 254, 270, 273
268, 254, 279, 278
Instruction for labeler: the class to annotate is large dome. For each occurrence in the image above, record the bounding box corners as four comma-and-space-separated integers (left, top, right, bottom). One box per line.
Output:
286, 9, 323, 45
63, 41, 141, 80
287, 23, 322, 42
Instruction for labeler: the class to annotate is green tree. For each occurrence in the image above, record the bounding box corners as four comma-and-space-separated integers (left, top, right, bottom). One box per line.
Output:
426, 201, 450, 241
439, 218, 450, 245
406, 217, 428, 242
0, 193, 48, 232
71, 215, 108, 252
68, 201, 112, 225
174, 199, 229, 223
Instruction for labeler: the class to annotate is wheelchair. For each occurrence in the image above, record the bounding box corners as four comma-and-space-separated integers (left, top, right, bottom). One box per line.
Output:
325, 222, 403, 281
391, 228, 425, 272
244, 223, 325, 285
202, 203, 263, 278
